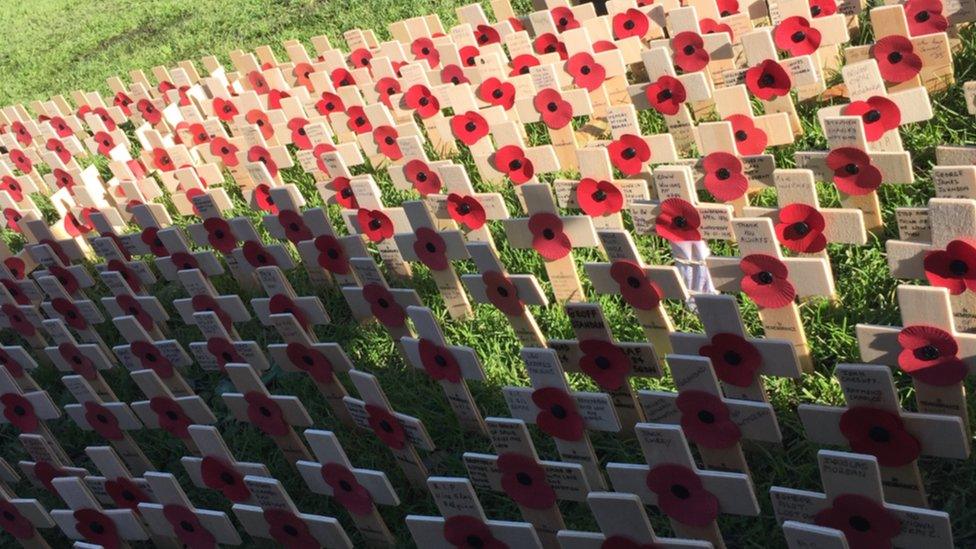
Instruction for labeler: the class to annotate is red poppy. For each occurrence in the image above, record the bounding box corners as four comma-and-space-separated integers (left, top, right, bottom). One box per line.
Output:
314, 235, 351, 275
349, 48, 372, 68
740, 254, 796, 308
48, 264, 79, 295
277, 210, 312, 244
58, 342, 97, 379
94, 131, 116, 156
727, 114, 768, 155
264, 508, 318, 547
441, 64, 470, 85
8, 150, 32, 174
151, 149, 173, 173
83, 401, 124, 440
446, 194, 486, 230
346, 106, 373, 135
497, 452, 557, 509
578, 339, 633, 390
249, 185, 277, 215
897, 325, 968, 386
46, 138, 72, 163
551, 6, 580, 31
815, 493, 901, 549
842, 96, 900, 142
775, 203, 827, 253
577, 178, 624, 217
287, 118, 312, 150
478, 78, 516, 110
923, 239, 976, 295
365, 404, 407, 449
315, 92, 345, 115
34, 461, 67, 493
1, 279, 26, 305
243, 391, 290, 437
206, 337, 243, 370
331, 176, 358, 209
716, 0, 739, 14
418, 338, 462, 383
186, 123, 211, 146
75, 508, 120, 549
105, 476, 149, 511
458, 45, 480, 67
201, 456, 250, 502
672, 32, 709, 72
443, 515, 506, 549
331, 67, 355, 89
191, 295, 233, 333
745, 59, 792, 101
510, 54, 541, 76
4, 257, 25, 280
248, 146, 279, 178
702, 152, 748, 201
825, 147, 882, 195
699, 333, 763, 387
482, 271, 524, 316
701, 18, 734, 40
243, 110, 273, 142
116, 294, 154, 332
645, 75, 686, 116
839, 406, 921, 467
2, 209, 21, 233
808, 0, 837, 17
613, 8, 649, 39
0, 499, 35, 540
410, 37, 440, 68
322, 463, 373, 516
52, 298, 87, 330
243, 239, 278, 270
42, 236, 72, 264
212, 97, 238, 121
149, 396, 193, 439
209, 137, 239, 167
357, 208, 394, 242
774, 16, 821, 56
200, 217, 235, 254
906, 0, 948, 36
654, 198, 703, 243
374, 78, 401, 110
0, 348, 25, 378
52, 168, 75, 190
137, 99, 162, 125
105, 259, 139, 293
0, 393, 38, 432
873, 36, 922, 84
533, 88, 573, 129
285, 342, 335, 383
402, 85, 440, 119
492, 145, 533, 185
528, 212, 572, 261
608, 134, 651, 175
163, 504, 216, 549
645, 464, 719, 527
403, 159, 441, 196
412, 227, 450, 271
10, 122, 31, 147
373, 125, 403, 161
474, 24, 501, 45
565, 52, 606, 92
610, 260, 663, 311
450, 111, 489, 145
269, 294, 309, 330
676, 390, 742, 449
531, 386, 584, 441
362, 283, 407, 328
3, 303, 36, 338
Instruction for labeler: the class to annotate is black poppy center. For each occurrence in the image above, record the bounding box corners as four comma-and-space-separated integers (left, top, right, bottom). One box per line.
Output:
384, 136, 395, 146
90, 522, 105, 534
793, 31, 809, 44
864, 110, 881, 123
96, 413, 108, 424
496, 286, 509, 298
626, 276, 642, 289
592, 189, 607, 202
670, 484, 691, 499
723, 350, 742, 365
121, 490, 136, 501
550, 404, 568, 419
716, 168, 731, 180
792, 222, 810, 236
166, 410, 179, 421
339, 479, 353, 491
425, 242, 437, 254
418, 96, 429, 106
759, 73, 775, 87
181, 520, 195, 532
379, 420, 393, 433
887, 51, 903, 64
658, 89, 673, 102
735, 130, 749, 142
220, 472, 235, 484
340, 188, 353, 199
2, 511, 14, 521
467, 535, 485, 548
452, 76, 462, 84
595, 356, 611, 370
457, 202, 471, 215
917, 345, 941, 361
491, 89, 504, 99
13, 405, 25, 416
546, 102, 559, 113
683, 45, 695, 55
220, 147, 230, 155
756, 271, 774, 285
624, 19, 636, 30
580, 65, 591, 75
465, 121, 478, 133
368, 219, 382, 231
849, 515, 872, 532
355, 117, 366, 126
810, 5, 822, 15
257, 406, 272, 418
950, 259, 969, 276
283, 525, 299, 537
697, 410, 716, 424
542, 228, 556, 240
622, 147, 637, 160
377, 298, 390, 309
868, 425, 890, 443
916, 10, 931, 22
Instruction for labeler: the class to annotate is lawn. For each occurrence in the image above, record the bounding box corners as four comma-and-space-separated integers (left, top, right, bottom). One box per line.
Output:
3, 0, 976, 547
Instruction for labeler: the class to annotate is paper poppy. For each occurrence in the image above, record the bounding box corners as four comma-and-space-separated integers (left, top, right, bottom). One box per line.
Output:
1, 279, 26, 306
74, 508, 120, 548
478, 77, 515, 110
315, 92, 345, 116
199, 219, 234, 256
672, 32, 709, 72
48, 264, 79, 295
418, 338, 462, 383
206, 337, 244, 370
209, 137, 239, 167
701, 18, 734, 40
740, 254, 796, 308
411, 37, 440, 68
897, 325, 968, 386
94, 131, 116, 156
104, 260, 139, 293
287, 117, 312, 149
450, 111, 489, 145
533, 88, 573, 129
551, 6, 580, 31
403, 85, 440, 119
46, 137, 72, 163
285, 342, 335, 383
645, 75, 687, 116
58, 342, 97, 379
346, 106, 373, 135
531, 386, 584, 441
64, 211, 94, 237
745, 59, 792, 101
715, 0, 739, 14
0, 176, 22, 203
186, 123, 211, 146
808, 0, 838, 16
774, 16, 821, 56
436, 198, 479, 237
873, 36, 922, 84
727, 114, 768, 155
314, 235, 351, 275
775, 203, 827, 253
105, 476, 149, 511
3, 303, 36, 338
842, 96, 900, 142
52, 298, 87, 330
3, 256, 25, 280
0, 499, 35, 540
33, 461, 67, 493
492, 145, 534, 185
905, 0, 948, 36
152, 148, 174, 173
653, 197, 701, 243
510, 54, 541, 76
241, 240, 277, 269
532, 33, 563, 58
331, 176, 358, 209
839, 406, 921, 467
610, 260, 663, 311
676, 390, 742, 449
10, 122, 30, 147
191, 295, 233, 332
116, 294, 155, 332
373, 125, 403, 161
825, 147, 882, 195
84, 401, 124, 440
365, 404, 407, 449
814, 493, 901, 549
201, 456, 250, 502
1, 209, 21, 233
0, 348, 25, 378
441, 64, 470, 85
412, 227, 450, 271
149, 396, 193, 439
40, 237, 71, 266
579, 339, 633, 391
528, 212, 572, 261
331, 67, 355, 89
443, 515, 506, 549
8, 150, 32, 174
348, 48, 372, 69
278, 210, 313, 244
247, 146, 278, 178
702, 152, 748, 201
0, 393, 38, 433
137, 99, 162, 125
212, 97, 238, 121
374, 78, 401, 110
483, 271, 524, 316
357, 208, 394, 242
700, 333, 763, 387
566, 52, 606, 92
264, 508, 318, 547
403, 159, 441, 196
923, 239, 976, 295
497, 452, 557, 509
645, 464, 719, 527
576, 178, 624, 217
244, 391, 290, 437
613, 8, 649, 39
163, 504, 217, 549
243, 110, 273, 141
608, 134, 651, 175
321, 463, 374, 516
474, 24, 501, 45
362, 283, 407, 328
459, 45, 480, 67
269, 294, 309, 330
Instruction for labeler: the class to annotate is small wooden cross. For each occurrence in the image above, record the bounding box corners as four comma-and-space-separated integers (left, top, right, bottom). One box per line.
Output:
341, 256, 423, 345
80, 446, 155, 519
150, 226, 225, 282
781, 520, 850, 549
514, 64, 593, 170
0, 342, 43, 393
472, 120, 560, 188
405, 476, 543, 548
111, 315, 194, 398
389, 62, 457, 154
296, 429, 400, 546
666, 6, 738, 89
553, 147, 650, 231
558, 26, 630, 129
0, 296, 47, 350
294, 218, 365, 289
342, 369, 435, 488
137, 472, 243, 548
250, 264, 330, 334
357, 102, 424, 167
605, 423, 760, 548
181, 425, 271, 505
768, 0, 850, 84
463, 417, 590, 547
0, 366, 66, 464
35, 277, 107, 357
343, 175, 414, 279
49, 477, 149, 548
172, 268, 251, 340
42, 318, 117, 404
771, 449, 954, 547
798, 363, 969, 506
424, 163, 510, 248
707, 217, 835, 371
0, 491, 55, 549
386, 135, 451, 196
129, 369, 216, 454
15, 433, 87, 497
689, 121, 778, 215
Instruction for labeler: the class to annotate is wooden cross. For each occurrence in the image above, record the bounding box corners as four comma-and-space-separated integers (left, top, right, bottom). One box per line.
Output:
421, 162, 509, 249
504, 347, 620, 486
502, 183, 598, 302
181, 425, 271, 505
558, 26, 630, 129
35, 277, 108, 356
556, 491, 713, 548
605, 423, 760, 548
514, 64, 593, 170
251, 264, 329, 333
389, 61, 457, 154
798, 363, 969, 506
150, 226, 225, 282
690, 121, 778, 215
231, 475, 353, 548
343, 175, 413, 279
462, 417, 590, 547
552, 146, 650, 231
42, 319, 117, 402
768, 0, 850, 84
137, 472, 242, 548
665, 6, 738, 90
781, 520, 850, 549
712, 82, 795, 153
405, 476, 543, 548
296, 429, 400, 546
770, 449, 954, 547
79, 446, 155, 522
357, 102, 423, 167
21, 218, 89, 272
386, 135, 451, 196
707, 217, 835, 371
15, 432, 86, 497
341, 256, 422, 345
98, 273, 167, 340
87, 213, 159, 298
0, 491, 55, 549
294, 215, 365, 289
401, 305, 488, 434
434, 83, 509, 166
0, 366, 67, 465
342, 369, 435, 488
49, 477, 149, 548
128, 369, 216, 453
172, 268, 251, 340
111, 315, 194, 398
0, 342, 43, 393
472, 120, 560, 188
638, 354, 782, 475
221, 363, 313, 466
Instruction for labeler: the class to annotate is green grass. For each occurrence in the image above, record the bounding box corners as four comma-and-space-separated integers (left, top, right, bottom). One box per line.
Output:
3, 1, 976, 547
